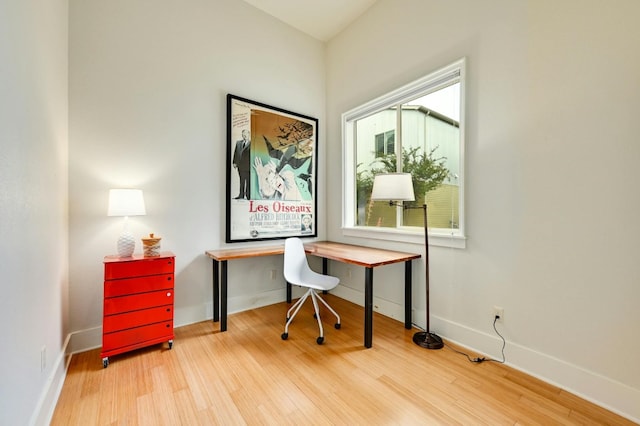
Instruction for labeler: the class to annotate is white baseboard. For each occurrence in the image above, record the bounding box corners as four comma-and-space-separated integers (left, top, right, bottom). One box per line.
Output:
226, 288, 287, 317
29, 334, 71, 426
330, 284, 407, 322
68, 326, 102, 354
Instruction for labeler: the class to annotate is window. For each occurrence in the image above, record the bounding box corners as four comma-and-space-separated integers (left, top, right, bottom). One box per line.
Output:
342, 59, 466, 248
374, 130, 395, 158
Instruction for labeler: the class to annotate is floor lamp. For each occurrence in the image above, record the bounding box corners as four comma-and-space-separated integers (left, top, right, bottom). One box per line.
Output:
371, 173, 444, 349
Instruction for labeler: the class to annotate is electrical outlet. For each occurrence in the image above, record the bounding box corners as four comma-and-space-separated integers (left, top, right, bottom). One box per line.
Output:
492, 306, 504, 322
41, 346, 47, 371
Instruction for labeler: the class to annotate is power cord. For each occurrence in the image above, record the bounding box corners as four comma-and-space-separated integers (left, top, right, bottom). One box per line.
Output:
488, 315, 506, 363
444, 315, 506, 364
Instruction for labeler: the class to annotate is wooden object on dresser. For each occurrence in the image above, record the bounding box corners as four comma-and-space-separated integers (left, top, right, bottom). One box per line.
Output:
101, 252, 175, 368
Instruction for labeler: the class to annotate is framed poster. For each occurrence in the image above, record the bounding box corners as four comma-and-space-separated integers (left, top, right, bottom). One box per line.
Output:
226, 94, 318, 243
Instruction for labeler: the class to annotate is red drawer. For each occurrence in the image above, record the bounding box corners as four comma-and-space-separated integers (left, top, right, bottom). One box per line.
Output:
103, 321, 173, 351
104, 289, 174, 315
104, 274, 173, 297
105, 256, 174, 280
103, 305, 173, 333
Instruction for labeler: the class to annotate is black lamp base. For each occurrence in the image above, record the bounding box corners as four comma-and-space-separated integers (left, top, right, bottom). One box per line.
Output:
413, 331, 444, 349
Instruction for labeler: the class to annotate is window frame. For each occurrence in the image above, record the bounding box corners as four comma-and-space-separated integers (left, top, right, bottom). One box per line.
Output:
341, 58, 467, 249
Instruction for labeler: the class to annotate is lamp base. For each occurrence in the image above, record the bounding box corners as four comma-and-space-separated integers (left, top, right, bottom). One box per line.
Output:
413, 331, 444, 349
117, 231, 136, 258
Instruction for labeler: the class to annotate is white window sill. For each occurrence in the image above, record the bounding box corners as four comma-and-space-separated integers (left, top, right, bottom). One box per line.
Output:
342, 226, 466, 249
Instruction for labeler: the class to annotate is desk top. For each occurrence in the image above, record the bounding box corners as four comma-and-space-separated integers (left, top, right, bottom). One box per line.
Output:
205, 245, 284, 261
205, 241, 420, 268
304, 241, 420, 268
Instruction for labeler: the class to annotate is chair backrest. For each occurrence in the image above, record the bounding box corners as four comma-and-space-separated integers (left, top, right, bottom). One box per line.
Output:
283, 237, 312, 286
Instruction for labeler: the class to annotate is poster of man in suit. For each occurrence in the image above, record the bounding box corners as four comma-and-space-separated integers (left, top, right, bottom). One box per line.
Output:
232, 129, 251, 200
226, 94, 317, 243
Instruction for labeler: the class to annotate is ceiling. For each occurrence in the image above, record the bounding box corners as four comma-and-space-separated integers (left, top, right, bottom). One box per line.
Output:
241, 0, 378, 42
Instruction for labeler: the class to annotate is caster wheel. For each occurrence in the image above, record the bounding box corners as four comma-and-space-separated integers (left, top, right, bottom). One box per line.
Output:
168, 340, 173, 349
102, 358, 109, 368
281, 333, 288, 340
335, 323, 341, 329
316, 336, 324, 345
313, 313, 318, 319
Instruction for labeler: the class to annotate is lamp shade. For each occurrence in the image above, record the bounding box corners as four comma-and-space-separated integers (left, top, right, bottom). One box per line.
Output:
107, 189, 146, 217
370, 173, 415, 201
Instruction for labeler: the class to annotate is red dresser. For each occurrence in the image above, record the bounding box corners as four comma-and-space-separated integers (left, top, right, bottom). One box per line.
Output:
101, 252, 175, 368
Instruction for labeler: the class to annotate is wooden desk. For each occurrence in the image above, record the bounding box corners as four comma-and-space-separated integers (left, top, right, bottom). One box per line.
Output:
205, 241, 421, 348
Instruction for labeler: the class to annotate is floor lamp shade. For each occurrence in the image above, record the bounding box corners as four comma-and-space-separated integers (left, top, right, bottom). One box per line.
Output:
108, 189, 146, 257
371, 173, 415, 202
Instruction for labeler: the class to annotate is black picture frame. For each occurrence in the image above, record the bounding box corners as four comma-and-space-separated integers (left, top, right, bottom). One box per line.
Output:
226, 94, 318, 243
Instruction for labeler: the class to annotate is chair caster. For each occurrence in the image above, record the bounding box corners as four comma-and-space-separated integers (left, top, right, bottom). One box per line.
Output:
316, 336, 324, 345
335, 323, 341, 329
281, 333, 288, 340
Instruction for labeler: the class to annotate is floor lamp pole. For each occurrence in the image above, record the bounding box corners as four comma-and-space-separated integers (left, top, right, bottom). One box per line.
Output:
412, 203, 444, 349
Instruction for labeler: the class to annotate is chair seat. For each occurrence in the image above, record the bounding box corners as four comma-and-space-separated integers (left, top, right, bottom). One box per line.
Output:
289, 270, 339, 291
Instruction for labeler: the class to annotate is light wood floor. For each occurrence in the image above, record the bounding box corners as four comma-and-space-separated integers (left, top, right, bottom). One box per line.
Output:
52, 295, 634, 425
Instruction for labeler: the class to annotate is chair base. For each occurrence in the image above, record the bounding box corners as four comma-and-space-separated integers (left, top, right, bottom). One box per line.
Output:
282, 288, 340, 344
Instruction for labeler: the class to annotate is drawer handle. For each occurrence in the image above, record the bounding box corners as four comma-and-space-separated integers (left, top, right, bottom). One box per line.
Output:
166, 308, 171, 312
166, 324, 170, 328
167, 292, 172, 297
167, 276, 172, 281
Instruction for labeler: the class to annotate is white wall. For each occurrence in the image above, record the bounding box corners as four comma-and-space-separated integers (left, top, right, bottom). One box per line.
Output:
68, 0, 326, 349
326, 0, 640, 421
0, 0, 69, 424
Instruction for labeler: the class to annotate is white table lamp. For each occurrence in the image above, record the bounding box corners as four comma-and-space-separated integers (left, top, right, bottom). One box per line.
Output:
371, 173, 444, 350
108, 189, 146, 257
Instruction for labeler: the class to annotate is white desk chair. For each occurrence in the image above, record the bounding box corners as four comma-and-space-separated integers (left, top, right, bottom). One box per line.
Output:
281, 237, 341, 344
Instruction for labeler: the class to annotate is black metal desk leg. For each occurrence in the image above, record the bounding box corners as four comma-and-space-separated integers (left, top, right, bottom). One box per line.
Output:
364, 267, 373, 348
405, 260, 412, 329
212, 260, 219, 322
286, 281, 292, 303
322, 258, 329, 294
221, 260, 228, 332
